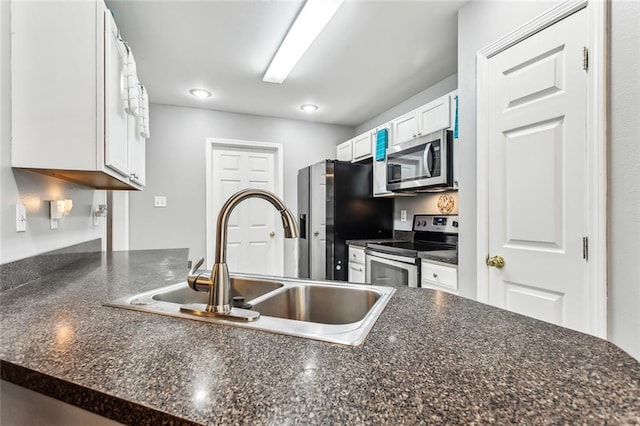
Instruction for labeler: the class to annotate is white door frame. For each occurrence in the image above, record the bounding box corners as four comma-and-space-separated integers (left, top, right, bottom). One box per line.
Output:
476, 0, 607, 337
205, 138, 285, 271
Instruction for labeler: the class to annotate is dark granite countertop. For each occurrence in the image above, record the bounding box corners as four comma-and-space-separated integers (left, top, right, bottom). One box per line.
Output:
345, 238, 401, 248
1, 249, 639, 425
418, 249, 458, 266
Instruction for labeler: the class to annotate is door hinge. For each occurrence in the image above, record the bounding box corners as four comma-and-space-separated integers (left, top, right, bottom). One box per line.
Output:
582, 236, 589, 261
583, 47, 589, 71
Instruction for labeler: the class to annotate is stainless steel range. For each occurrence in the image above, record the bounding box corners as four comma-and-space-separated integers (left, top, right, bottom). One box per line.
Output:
365, 215, 458, 288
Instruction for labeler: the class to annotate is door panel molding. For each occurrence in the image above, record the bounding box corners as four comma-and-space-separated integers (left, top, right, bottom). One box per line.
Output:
205, 138, 284, 272
476, 0, 607, 337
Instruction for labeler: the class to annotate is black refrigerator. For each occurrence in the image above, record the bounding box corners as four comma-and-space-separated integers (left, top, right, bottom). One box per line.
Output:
298, 160, 393, 281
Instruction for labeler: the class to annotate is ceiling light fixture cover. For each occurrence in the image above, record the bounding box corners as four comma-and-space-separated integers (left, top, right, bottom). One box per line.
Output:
189, 89, 212, 98
300, 104, 319, 112
263, 0, 344, 84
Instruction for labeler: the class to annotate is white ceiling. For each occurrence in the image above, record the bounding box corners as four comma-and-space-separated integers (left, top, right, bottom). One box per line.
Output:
106, 0, 467, 127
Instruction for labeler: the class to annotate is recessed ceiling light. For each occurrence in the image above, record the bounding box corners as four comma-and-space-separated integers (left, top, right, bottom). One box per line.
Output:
189, 89, 212, 98
300, 104, 319, 112
263, 0, 344, 84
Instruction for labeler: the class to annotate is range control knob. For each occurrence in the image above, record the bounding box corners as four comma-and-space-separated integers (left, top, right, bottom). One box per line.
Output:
452, 221, 459, 227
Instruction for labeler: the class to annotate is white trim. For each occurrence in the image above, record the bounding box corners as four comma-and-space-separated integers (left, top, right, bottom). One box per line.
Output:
478, 0, 588, 59
476, 0, 607, 337
205, 138, 285, 272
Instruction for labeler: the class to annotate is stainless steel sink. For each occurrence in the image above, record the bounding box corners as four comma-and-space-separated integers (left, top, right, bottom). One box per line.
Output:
105, 274, 395, 346
151, 277, 283, 304
252, 285, 380, 325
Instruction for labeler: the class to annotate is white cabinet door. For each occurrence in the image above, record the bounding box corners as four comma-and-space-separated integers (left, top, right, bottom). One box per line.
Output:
348, 246, 366, 283
336, 140, 352, 161
128, 115, 146, 186
417, 95, 451, 137
391, 111, 419, 146
351, 131, 373, 162
104, 12, 130, 177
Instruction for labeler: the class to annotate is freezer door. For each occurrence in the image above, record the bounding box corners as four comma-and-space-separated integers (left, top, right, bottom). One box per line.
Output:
310, 161, 327, 280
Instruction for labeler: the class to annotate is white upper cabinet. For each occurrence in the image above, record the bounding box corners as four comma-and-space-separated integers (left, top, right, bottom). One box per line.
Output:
391, 111, 419, 146
336, 140, 352, 161
417, 95, 451, 137
128, 115, 146, 186
391, 94, 451, 146
10, 0, 146, 190
105, 13, 130, 178
351, 131, 373, 162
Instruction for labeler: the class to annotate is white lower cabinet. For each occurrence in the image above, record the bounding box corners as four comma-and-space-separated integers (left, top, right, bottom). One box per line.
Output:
421, 261, 458, 294
348, 246, 366, 283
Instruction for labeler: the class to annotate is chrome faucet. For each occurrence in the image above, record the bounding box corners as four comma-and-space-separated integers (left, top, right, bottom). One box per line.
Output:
182, 189, 299, 321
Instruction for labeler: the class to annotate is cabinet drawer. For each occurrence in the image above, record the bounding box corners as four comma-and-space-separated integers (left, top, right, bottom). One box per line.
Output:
349, 246, 366, 264
421, 261, 457, 292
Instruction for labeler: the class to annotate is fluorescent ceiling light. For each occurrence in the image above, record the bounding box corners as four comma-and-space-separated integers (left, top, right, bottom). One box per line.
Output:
263, 0, 344, 84
300, 104, 318, 112
189, 88, 212, 98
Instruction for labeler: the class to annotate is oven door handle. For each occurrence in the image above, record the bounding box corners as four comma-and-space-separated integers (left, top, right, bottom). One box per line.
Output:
365, 249, 419, 265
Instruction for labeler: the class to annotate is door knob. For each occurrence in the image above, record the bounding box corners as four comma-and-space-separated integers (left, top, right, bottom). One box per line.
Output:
486, 255, 505, 269
314, 231, 319, 237
269, 231, 275, 238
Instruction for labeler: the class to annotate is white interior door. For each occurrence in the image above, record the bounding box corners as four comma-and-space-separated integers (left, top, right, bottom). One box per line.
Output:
486, 9, 590, 332
310, 162, 326, 280
210, 144, 282, 276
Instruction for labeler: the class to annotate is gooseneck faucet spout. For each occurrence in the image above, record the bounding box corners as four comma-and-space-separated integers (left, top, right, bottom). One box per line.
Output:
183, 189, 299, 321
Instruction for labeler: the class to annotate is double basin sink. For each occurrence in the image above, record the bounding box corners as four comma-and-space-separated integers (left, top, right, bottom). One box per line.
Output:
106, 275, 395, 346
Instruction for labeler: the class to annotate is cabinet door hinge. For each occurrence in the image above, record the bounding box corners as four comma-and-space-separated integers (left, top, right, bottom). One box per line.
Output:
583, 236, 589, 261
583, 47, 589, 71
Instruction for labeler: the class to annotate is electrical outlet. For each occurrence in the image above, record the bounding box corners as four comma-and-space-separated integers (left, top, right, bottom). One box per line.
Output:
154, 196, 167, 208
16, 204, 27, 232
400, 210, 407, 222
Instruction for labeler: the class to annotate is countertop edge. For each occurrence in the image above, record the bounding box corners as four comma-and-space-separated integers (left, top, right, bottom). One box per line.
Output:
0, 360, 199, 426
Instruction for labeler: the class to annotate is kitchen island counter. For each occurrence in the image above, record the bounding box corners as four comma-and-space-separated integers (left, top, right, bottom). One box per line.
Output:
1, 249, 638, 424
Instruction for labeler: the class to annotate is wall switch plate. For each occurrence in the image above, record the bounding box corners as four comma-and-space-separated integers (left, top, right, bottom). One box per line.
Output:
154, 196, 167, 208
400, 210, 407, 222
16, 204, 27, 232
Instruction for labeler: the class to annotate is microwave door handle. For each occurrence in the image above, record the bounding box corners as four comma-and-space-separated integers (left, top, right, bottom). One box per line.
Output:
422, 143, 433, 177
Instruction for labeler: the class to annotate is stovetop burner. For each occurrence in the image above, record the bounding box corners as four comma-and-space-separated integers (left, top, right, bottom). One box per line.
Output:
366, 214, 458, 258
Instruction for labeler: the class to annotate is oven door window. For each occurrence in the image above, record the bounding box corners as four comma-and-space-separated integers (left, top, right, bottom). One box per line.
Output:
368, 257, 417, 287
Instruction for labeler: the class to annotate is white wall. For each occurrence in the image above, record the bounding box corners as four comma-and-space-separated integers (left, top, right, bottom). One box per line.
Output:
0, 1, 106, 265
393, 193, 459, 231
608, 0, 640, 360
456, 0, 559, 299
355, 74, 457, 134
128, 104, 354, 277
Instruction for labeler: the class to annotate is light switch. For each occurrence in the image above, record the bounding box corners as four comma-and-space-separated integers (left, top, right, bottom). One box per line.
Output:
16, 204, 27, 232
154, 196, 167, 208
400, 210, 407, 222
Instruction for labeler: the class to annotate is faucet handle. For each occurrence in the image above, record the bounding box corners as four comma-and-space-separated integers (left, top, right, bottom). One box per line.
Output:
190, 257, 205, 275
187, 257, 209, 291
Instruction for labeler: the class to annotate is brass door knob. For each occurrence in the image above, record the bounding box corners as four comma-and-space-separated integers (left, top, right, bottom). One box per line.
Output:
486, 255, 505, 268
269, 231, 275, 238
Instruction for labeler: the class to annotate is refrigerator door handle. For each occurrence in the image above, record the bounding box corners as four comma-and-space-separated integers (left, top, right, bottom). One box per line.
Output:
299, 214, 307, 239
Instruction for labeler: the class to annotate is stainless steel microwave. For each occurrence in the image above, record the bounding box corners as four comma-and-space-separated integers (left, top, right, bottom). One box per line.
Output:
386, 129, 453, 191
